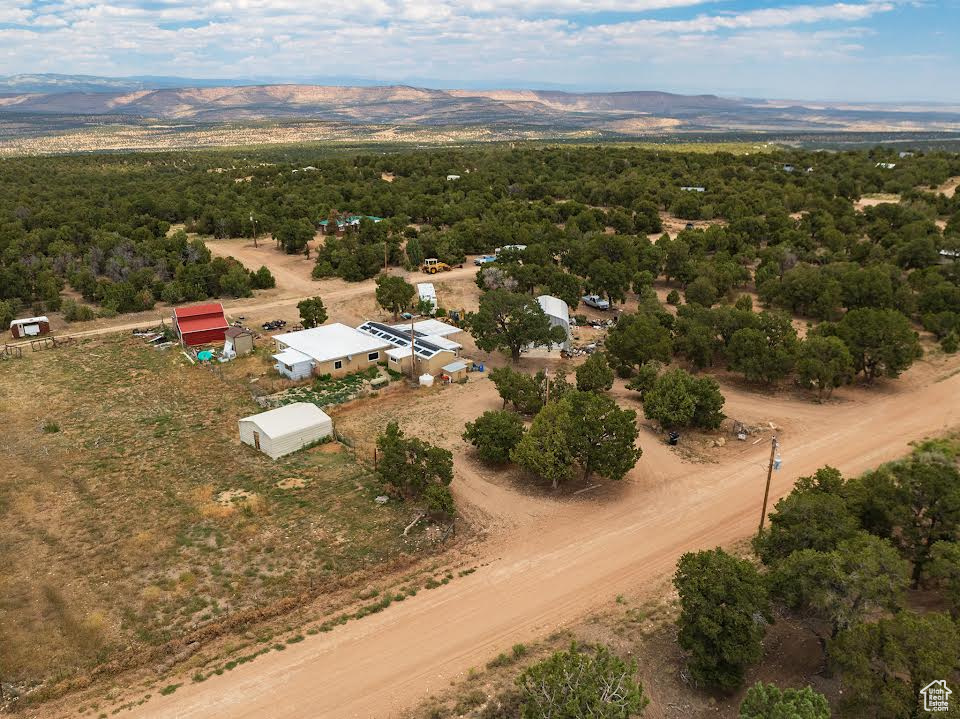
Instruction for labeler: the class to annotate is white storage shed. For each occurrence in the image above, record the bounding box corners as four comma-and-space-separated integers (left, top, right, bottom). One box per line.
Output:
238, 402, 334, 460
417, 282, 437, 312
536, 295, 571, 351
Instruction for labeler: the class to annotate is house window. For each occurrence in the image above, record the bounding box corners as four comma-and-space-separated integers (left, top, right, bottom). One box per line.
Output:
368, 352, 379, 361
390, 356, 399, 364
334, 360, 343, 370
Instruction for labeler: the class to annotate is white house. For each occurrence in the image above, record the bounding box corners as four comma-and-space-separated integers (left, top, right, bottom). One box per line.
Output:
239, 402, 334, 460
876, 162, 897, 169
680, 186, 706, 192
446, 174, 461, 181
417, 282, 437, 312
272, 323, 392, 380
536, 295, 571, 351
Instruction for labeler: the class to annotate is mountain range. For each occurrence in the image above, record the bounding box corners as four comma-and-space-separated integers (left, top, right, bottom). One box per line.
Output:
1, 74, 960, 138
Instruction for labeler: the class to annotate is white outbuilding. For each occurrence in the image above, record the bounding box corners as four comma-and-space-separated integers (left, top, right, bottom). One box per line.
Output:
536, 295, 571, 351
238, 402, 334, 460
417, 282, 437, 313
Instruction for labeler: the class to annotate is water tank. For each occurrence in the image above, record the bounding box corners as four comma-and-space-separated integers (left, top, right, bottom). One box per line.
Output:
419, 373, 434, 387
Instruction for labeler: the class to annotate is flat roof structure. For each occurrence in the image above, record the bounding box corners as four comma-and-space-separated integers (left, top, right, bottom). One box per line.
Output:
274, 323, 391, 363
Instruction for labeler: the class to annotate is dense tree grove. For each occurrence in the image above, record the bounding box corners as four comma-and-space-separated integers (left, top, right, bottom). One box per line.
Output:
1, 145, 958, 353
750, 440, 960, 713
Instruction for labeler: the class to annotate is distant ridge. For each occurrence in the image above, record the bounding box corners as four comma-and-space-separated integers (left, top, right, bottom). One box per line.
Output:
0, 76, 959, 134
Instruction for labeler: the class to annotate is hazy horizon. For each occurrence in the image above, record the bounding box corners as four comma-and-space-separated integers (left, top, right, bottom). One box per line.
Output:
3, 71, 960, 108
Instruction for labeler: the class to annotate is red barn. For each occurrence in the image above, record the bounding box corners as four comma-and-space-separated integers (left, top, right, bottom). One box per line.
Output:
172, 303, 228, 346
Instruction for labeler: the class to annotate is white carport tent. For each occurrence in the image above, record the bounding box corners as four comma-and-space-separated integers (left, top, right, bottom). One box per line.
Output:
238, 402, 334, 460
536, 295, 571, 351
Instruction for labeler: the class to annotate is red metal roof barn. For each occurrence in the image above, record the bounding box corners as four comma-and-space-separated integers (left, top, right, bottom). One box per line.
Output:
172, 303, 228, 346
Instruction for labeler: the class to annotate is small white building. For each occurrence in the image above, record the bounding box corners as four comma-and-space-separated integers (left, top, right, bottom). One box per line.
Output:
680, 186, 706, 192
417, 282, 437, 312
238, 402, 334, 460
536, 295, 571, 351
876, 162, 897, 169
10, 315, 50, 339
446, 174, 461, 181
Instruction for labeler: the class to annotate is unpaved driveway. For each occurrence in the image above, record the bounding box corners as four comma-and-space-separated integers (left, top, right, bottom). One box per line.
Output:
112, 354, 960, 719
58, 262, 479, 341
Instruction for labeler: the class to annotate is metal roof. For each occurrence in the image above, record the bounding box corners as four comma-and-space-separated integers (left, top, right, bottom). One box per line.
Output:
10, 316, 49, 326
442, 361, 468, 373
537, 295, 569, 323
174, 303, 225, 318
274, 323, 391, 363
239, 402, 332, 439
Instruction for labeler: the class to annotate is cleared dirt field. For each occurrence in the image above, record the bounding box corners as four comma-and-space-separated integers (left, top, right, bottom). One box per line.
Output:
0, 336, 428, 698
853, 192, 901, 211
935, 175, 960, 198
647, 212, 726, 241
82, 343, 960, 719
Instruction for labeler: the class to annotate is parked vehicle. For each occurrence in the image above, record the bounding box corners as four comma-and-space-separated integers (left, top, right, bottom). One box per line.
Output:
473, 255, 497, 266
582, 294, 610, 310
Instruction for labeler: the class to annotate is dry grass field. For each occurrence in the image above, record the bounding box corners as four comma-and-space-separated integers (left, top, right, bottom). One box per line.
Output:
0, 335, 420, 698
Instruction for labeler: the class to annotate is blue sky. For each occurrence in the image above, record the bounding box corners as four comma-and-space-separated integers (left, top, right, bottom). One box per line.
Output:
0, 0, 958, 101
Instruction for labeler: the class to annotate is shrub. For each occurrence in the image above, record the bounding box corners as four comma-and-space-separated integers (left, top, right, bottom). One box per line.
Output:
62, 299, 96, 322
675, 549, 769, 692
516, 642, 648, 719
643, 368, 725, 429
463, 410, 526, 463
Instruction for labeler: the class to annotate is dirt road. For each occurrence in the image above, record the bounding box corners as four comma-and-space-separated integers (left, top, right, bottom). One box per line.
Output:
115, 357, 960, 719
57, 255, 479, 341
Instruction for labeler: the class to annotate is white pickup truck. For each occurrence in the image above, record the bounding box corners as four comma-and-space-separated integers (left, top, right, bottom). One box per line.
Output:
582, 294, 610, 310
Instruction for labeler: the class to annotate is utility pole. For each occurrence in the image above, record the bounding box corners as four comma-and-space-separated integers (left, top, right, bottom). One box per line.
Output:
409, 318, 417, 381
250, 214, 258, 248
758, 436, 778, 533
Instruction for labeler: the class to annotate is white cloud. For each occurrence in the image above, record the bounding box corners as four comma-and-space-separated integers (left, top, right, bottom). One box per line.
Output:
0, 0, 939, 101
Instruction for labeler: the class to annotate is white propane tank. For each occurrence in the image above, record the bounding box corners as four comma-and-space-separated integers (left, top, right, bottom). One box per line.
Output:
419, 373, 435, 387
